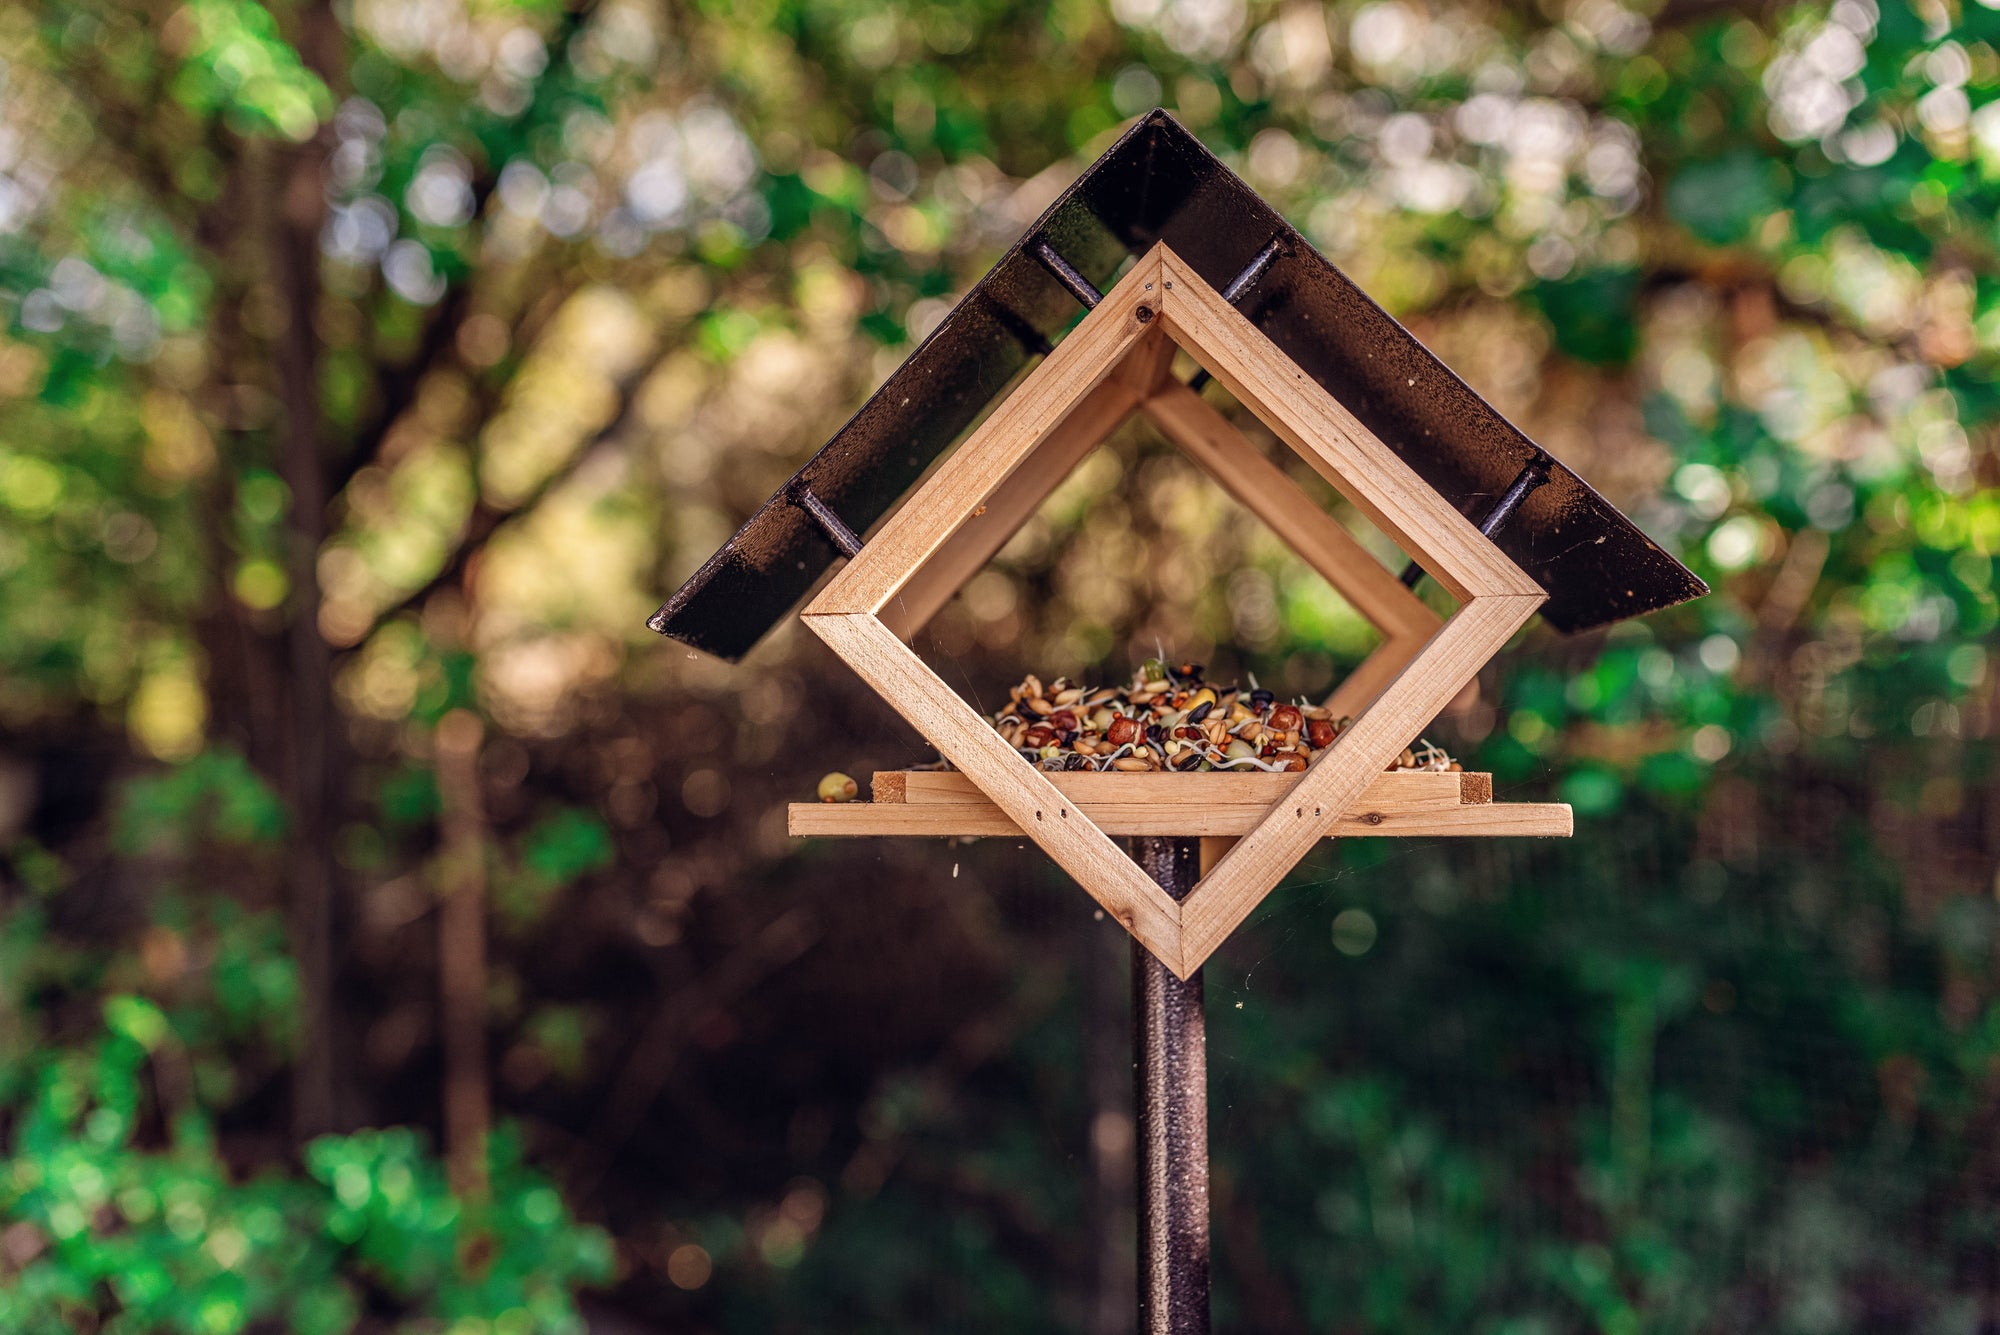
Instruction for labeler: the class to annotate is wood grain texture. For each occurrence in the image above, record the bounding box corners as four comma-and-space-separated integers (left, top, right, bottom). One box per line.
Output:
1155, 248, 1545, 604
807, 250, 1165, 618
801, 610, 1185, 966
878, 375, 1139, 640
1321, 634, 1427, 720
879, 769, 1482, 808
1115, 325, 1181, 395
794, 241, 1560, 980
788, 798, 1570, 839
1178, 593, 1543, 971
1141, 380, 1440, 642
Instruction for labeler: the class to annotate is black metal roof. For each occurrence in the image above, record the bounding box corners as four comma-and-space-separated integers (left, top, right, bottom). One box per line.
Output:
650, 110, 1705, 660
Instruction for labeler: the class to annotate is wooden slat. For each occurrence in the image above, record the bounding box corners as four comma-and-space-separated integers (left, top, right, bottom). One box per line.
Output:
879, 769, 1482, 808
1179, 592, 1543, 970
1141, 380, 1440, 643
788, 799, 1571, 839
1320, 633, 1427, 720
1114, 324, 1181, 395
808, 252, 1166, 618
879, 375, 1138, 640
801, 610, 1185, 965
794, 243, 1559, 980
1156, 251, 1545, 605
808, 768, 1561, 842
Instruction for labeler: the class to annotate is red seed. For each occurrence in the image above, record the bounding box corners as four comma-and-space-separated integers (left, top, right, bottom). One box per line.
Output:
1025, 724, 1055, 748
1269, 704, 1302, 731
1107, 716, 1139, 746
1307, 719, 1337, 749
1273, 752, 1308, 772
1048, 709, 1078, 732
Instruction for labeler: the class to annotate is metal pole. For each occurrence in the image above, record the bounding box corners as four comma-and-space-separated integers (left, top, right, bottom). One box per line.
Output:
1132, 836, 1209, 1335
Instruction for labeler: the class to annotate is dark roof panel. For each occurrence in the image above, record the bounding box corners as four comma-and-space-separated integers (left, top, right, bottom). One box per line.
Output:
651, 111, 1703, 660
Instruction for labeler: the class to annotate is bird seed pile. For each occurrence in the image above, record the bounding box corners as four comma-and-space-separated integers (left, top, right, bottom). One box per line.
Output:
982, 662, 1460, 774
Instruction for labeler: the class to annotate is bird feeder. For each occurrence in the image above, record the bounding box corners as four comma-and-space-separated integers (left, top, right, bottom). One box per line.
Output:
650, 111, 1703, 1332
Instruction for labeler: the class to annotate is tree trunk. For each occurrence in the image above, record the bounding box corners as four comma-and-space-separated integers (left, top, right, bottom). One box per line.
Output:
266, 129, 342, 1141
435, 709, 491, 1200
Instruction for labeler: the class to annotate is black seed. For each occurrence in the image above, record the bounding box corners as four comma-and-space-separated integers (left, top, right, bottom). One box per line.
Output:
1146, 724, 1167, 748
1186, 700, 1213, 724
1250, 689, 1275, 709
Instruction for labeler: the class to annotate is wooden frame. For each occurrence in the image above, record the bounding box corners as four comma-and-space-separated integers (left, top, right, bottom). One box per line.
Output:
790, 770, 1569, 838
801, 244, 1554, 978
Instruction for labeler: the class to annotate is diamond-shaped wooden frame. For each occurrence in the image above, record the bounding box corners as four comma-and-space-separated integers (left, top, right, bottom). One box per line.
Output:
802, 245, 1546, 978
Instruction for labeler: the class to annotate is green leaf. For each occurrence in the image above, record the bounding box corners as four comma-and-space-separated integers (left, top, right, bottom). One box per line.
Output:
1558, 766, 1623, 816
1666, 152, 1782, 246
378, 768, 441, 826
103, 995, 170, 1049
521, 809, 614, 886
1532, 268, 1641, 366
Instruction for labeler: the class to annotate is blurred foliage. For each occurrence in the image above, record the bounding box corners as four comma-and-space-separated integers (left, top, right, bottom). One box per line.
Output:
1, 764, 608, 1335
1, 0, 2000, 1328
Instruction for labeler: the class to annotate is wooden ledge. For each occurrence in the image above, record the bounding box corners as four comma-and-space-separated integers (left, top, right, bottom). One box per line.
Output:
875, 769, 1480, 806
790, 769, 1570, 840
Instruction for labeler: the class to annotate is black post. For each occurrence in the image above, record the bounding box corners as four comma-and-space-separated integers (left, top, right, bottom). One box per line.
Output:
1131, 837, 1209, 1334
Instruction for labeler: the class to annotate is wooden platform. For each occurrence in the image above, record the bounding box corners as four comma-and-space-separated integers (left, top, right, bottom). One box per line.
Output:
789, 770, 1571, 839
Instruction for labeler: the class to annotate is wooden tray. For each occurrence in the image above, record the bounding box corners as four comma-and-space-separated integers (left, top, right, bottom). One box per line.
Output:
789, 770, 1570, 839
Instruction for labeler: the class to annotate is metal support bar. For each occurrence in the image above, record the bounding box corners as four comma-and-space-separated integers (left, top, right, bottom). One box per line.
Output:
792, 486, 864, 559
1187, 236, 1284, 394
1399, 453, 1552, 589
989, 297, 1054, 357
1220, 235, 1284, 304
1132, 837, 1209, 1335
1034, 240, 1104, 310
